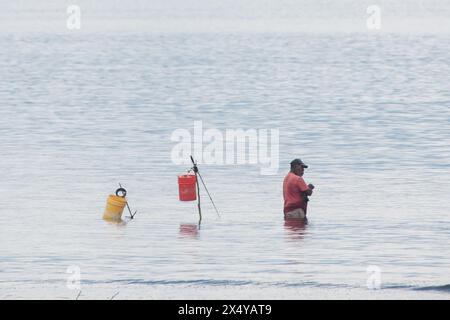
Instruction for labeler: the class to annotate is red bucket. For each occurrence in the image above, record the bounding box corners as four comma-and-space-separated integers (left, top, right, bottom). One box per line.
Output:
178, 173, 197, 201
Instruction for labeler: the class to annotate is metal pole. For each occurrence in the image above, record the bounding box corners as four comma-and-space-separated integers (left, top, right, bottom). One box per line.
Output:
195, 171, 202, 227
118, 183, 137, 219
190, 156, 220, 219
196, 171, 221, 218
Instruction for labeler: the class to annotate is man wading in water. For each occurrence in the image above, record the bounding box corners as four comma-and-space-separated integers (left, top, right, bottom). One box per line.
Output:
283, 159, 315, 220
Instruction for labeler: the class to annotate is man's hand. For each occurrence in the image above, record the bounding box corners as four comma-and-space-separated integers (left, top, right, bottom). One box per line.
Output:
304, 183, 314, 196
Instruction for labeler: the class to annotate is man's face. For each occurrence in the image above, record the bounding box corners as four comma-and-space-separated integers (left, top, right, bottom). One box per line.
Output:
294, 165, 304, 176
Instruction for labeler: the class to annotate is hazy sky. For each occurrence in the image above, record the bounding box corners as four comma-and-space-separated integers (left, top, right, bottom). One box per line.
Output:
1, 0, 449, 33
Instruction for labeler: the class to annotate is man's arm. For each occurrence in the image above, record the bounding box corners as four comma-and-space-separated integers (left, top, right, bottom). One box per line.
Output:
305, 183, 315, 196
297, 178, 314, 197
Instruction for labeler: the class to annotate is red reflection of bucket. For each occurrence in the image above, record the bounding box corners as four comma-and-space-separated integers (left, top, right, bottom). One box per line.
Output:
178, 173, 197, 201
179, 223, 199, 237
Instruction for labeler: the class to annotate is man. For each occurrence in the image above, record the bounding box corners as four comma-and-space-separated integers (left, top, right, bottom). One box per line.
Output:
283, 159, 315, 220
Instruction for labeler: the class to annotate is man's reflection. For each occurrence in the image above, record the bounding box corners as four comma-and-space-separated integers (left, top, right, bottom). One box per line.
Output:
284, 218, 308, 241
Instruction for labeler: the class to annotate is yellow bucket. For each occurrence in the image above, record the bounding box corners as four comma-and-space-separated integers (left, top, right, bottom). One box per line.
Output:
103, 195, 127, 222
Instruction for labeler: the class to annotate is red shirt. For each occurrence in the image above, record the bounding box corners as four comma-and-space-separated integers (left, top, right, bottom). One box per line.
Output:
283, 172, 309, 214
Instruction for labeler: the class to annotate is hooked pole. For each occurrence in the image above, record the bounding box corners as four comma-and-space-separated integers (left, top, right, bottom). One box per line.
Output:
195, 170, 202, 227
118, 183, 137, 219
196, 171, 221, 218
190, 156, 202, 227
190, 156, 221, 221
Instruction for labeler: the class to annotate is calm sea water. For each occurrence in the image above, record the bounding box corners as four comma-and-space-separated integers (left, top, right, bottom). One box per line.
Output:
1, 1, 449, 299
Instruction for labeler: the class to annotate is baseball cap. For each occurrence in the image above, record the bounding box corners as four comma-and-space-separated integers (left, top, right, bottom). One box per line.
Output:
290, 158, 308, 168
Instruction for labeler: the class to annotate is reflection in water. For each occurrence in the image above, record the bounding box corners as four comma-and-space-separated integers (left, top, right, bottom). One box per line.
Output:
284, 219, 308, 241
179, 223, 199, 238
104, 219, 127, 227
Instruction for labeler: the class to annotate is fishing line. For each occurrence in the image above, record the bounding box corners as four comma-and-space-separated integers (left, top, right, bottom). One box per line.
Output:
194, 170, 202, 226
118, 182, 137, 219
196, 171, 221, 218
190, 156, 221, 218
